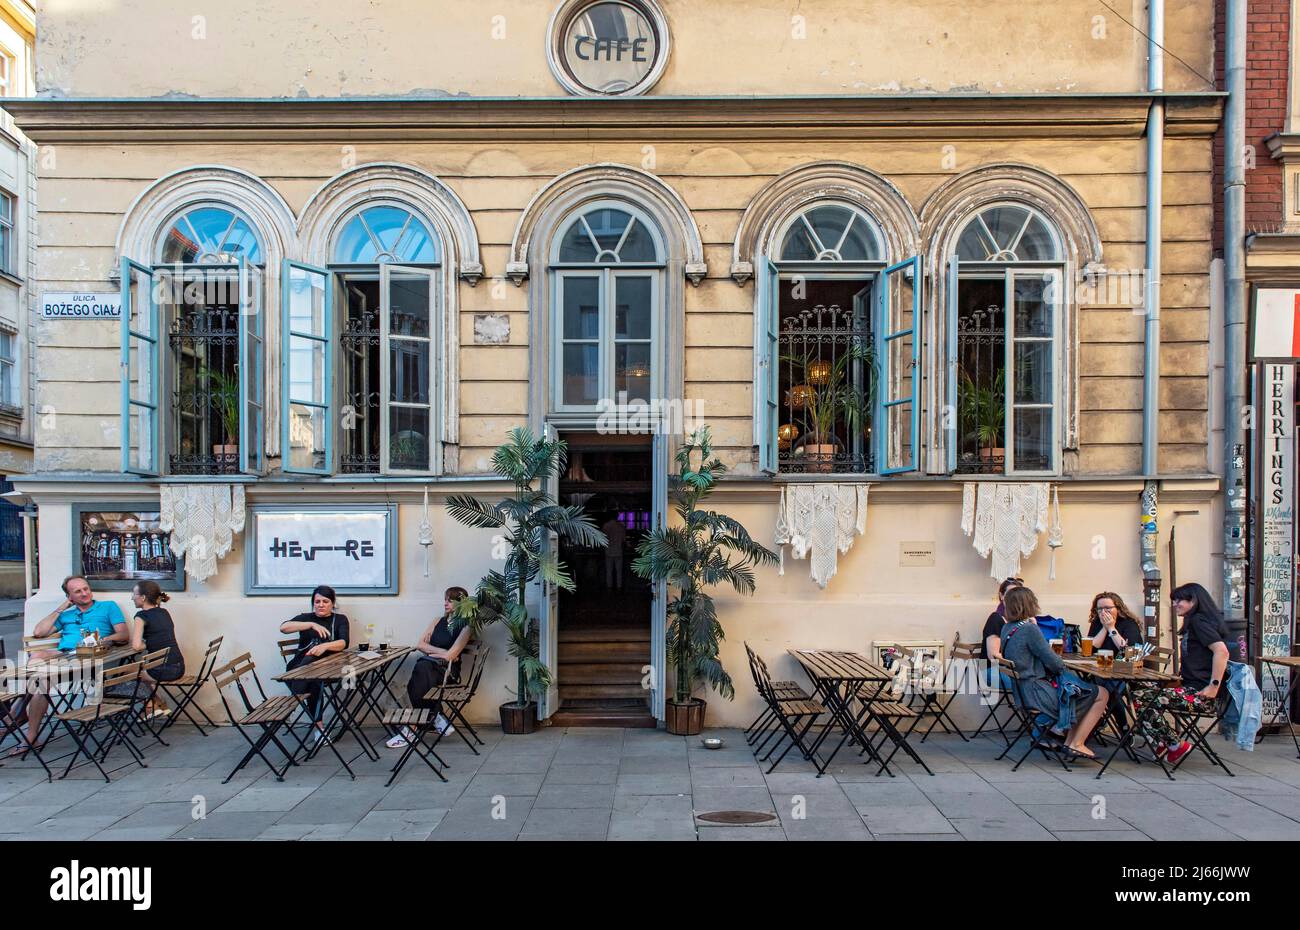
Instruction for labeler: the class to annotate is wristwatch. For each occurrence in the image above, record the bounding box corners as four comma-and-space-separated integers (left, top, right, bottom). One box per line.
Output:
1210, 678, 1221, 687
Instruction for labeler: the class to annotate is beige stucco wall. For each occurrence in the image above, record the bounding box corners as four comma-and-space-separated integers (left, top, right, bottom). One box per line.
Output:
29, 134, 1215, 477
34, 0, 1213, 99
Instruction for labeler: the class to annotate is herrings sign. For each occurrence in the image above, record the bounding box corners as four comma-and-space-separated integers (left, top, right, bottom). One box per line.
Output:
547, 0, 669, 97
1257, 364, 1296, 719
244, 504, 399, 595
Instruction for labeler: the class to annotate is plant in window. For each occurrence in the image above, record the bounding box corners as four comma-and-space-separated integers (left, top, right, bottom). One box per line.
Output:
632, 427, 778, 734
959, 368, 1005, 463
199, 366, 240, 468
446, 427, 606, 735
782, 341, 876, 472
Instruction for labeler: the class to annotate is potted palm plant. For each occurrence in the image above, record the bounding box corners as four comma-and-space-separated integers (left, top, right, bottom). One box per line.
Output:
446, 427, 606, 734
200, 367, 240, 469
959, 369, 1005, 463
632, 426, 778, 735
783, 342, 875, 472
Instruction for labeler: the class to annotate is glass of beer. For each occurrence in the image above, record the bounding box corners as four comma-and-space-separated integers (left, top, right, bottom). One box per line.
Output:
1097, 650, 1113, 669
1080, 638, 1094, 657
1050, 639, 1064, 656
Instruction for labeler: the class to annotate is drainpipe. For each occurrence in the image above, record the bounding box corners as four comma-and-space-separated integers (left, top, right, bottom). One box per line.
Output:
1222, 0, 1249, 643
1140, 0, 1164, 628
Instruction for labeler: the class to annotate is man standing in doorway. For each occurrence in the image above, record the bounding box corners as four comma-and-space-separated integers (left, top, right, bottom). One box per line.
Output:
602, 514, 627, 591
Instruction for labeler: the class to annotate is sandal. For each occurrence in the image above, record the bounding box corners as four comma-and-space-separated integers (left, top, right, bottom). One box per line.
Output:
1064, 746, 1097, 760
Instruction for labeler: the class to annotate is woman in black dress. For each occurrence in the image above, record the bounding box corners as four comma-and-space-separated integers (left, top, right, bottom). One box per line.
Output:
129, 580, 186, 718
279, 585, 351, 744
1085, 591, 1145, 732
387, 586, 471, 749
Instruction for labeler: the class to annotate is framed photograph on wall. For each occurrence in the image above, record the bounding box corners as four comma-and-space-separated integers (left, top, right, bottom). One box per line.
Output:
244, 504, 399, 595
71, 504, 186, 591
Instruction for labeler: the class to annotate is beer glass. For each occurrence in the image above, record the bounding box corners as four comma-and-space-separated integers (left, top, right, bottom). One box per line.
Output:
1050, 639, 1064, 656
1080, 638, 1094, 657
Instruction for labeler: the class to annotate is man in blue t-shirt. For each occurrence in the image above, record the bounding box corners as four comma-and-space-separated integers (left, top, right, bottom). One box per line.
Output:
8, 575, 128, 756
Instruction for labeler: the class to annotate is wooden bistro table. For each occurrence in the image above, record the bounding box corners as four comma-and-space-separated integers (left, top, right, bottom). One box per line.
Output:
274, 646, 412, 779
4, 645, 141, 761
1061, 656, 1181, 779
1260, 656, 1300, 758
789, 649, 932, 778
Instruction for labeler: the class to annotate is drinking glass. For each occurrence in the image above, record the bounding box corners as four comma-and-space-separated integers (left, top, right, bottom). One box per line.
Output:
1080, 639, 1094, 657
1050, 639, 1064, 656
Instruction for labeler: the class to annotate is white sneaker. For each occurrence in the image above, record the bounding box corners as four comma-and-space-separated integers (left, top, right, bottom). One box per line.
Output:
311, 728, 331, 747
386, 726, 416, 749
434, 714, 454, 735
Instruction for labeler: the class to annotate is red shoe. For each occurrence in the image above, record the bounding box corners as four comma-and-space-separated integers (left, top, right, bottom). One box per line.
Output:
1153, 741, 1168, 758
1165, 741, 1193, 765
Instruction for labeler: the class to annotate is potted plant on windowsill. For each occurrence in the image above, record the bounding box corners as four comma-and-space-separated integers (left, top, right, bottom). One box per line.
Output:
446, 427, 606, 735
632, 426, 778, 735
783, 342, 875, 473
959, 369, 1005, 464
200, 367, 240, 470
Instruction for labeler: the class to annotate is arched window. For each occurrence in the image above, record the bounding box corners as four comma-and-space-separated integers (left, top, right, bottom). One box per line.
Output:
158, 206, 263, 264
122, 203, 267, 478
332, 205, 439, 264
952, 204, 1063, 475
776, 203, 883, 263
283, 201, 443, 476
758, 201, 914, 476
550, 204, 665, 410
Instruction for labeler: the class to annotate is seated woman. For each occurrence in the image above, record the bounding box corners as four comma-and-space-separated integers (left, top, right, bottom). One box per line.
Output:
979, 576, 1024, 663
388, 586, 471, 749
1130, 582, 1236, 765
1086, 591, 1144, 731
126, 580, 186, 718
279, 585, 350, 745
1000, 586, 1109, 759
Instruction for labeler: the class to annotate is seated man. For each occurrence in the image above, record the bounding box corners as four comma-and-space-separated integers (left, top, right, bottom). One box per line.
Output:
7, 575, 127, 756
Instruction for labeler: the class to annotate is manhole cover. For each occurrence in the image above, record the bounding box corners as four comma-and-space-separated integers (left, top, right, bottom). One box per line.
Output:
695, 810, 777, 825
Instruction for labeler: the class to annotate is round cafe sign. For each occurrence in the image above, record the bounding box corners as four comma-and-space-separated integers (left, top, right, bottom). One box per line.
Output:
547, 0, 670, 97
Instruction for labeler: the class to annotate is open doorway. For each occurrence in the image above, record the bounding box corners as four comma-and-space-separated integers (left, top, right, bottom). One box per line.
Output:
552, 432, 656, 727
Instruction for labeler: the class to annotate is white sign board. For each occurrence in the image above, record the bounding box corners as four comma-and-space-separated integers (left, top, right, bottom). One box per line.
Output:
1254, 287, 1300, 360
1259, 364, 1296, 719
40, 293, 122, 321
247, 507, 397, 594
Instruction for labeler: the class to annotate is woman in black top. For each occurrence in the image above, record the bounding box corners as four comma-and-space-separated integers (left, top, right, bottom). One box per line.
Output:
118, 580, 185, 718
980, 577, 1024, 662
279, 585, 350, 741
388, 586, 471, 749
1086, 591, 1144, 731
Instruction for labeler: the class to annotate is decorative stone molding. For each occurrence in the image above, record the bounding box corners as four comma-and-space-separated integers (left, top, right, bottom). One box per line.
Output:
297, 162, 484, 284
729, 162, 921, 285
113, 165, 297, 271
507, 163, 706, 284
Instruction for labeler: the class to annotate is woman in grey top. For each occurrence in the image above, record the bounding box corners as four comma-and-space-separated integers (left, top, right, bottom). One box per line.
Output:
999, 587, 1108, 759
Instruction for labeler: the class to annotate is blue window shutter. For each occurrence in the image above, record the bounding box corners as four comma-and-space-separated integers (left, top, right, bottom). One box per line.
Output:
877, 255, 922, 475
755, 259, 779, 473
281, 261, 333, 475
239, 257, 266, 474
120, 257, 160, 475
946, 253, 959, 473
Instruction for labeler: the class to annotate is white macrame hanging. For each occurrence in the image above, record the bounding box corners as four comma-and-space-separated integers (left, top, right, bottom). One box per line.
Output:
961, 482, 1049, 580
418, 485, 434, 577
159, 484, 247, 583
774, 483, 870, 588
1046, 485, 1064, 580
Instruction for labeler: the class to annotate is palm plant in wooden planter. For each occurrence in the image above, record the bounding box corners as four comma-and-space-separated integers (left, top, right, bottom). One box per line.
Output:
631, 426, 778, 734
446, 427, 606, 734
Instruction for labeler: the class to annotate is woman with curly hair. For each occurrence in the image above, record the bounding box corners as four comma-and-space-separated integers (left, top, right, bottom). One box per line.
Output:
1086, 591, 1145, 731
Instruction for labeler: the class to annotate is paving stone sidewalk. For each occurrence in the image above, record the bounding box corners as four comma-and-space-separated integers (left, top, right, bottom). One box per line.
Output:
3, 723, 1300, 841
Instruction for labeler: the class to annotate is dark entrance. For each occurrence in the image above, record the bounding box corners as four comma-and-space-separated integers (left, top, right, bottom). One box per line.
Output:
553, 432, 656, 727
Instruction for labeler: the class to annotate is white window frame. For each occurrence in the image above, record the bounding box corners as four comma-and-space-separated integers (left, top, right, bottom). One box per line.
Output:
0, 328, 16, 409
548, 201, 666, 415
0, 190, 14, 277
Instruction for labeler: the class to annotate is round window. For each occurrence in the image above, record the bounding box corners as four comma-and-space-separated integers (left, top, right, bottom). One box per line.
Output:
548, 0, 670, 97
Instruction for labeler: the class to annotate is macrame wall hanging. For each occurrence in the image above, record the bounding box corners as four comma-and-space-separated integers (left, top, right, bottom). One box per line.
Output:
960, 482, 1053, 581
774, 483, 870, 589
418, 485, 434, 577
159, 484, 247, 583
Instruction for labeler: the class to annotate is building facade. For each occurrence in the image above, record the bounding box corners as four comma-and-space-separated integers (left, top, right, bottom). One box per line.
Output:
10, 0, 1225, 727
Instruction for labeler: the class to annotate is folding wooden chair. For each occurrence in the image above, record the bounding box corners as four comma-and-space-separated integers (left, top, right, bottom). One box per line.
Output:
278, 637, 301, 667
993, 658, 1072, 772
380, 707, 449, 786
854, 689, 929, 775
105, 648, 173, 748
54, 660, 150, 783
212, 652, 309, 784
743, 642, 811, 748
155, 635, 224, 737
422, 644, 490, 754
1166, 691, 1234, 777
748, 648, 825, 773
902, 639, 970, 743
0, 681, 53, 781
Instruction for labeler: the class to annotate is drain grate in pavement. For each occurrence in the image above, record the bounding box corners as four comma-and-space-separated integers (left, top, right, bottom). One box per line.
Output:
695, 810, 777, 825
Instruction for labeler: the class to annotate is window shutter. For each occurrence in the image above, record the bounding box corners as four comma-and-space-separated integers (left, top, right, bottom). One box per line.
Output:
755, 259, 779, 474
120, 258, 161, 475
281, 261, 333, 475
877, 255, 922, 475
945, 253, 959, 474
239, 256, 266, 475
